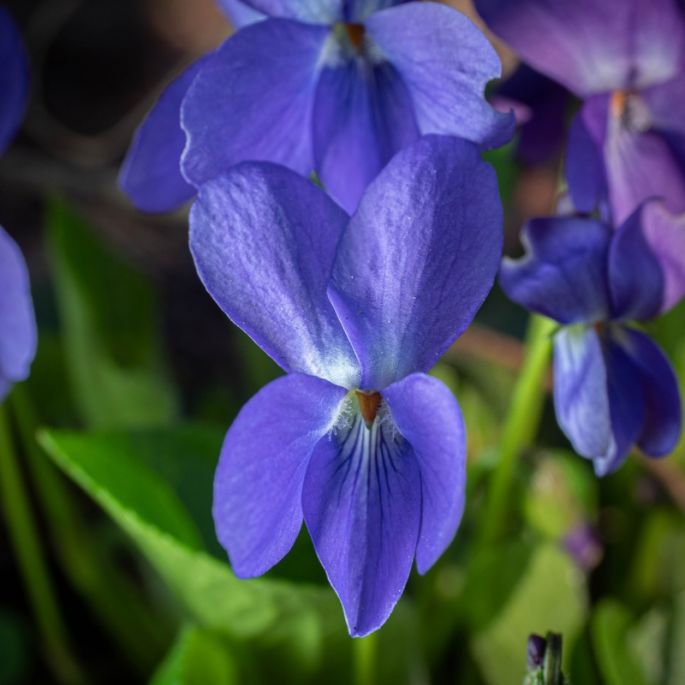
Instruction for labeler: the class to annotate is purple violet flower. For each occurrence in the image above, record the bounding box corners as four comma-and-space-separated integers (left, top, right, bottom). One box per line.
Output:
0, 6, 29, 154
189, 136, 503, 636
0, 9, 36, 400
475, 0, 685, 223
501, 202, 685, 476
0, 226, 37, 401
120, 0, 513, 214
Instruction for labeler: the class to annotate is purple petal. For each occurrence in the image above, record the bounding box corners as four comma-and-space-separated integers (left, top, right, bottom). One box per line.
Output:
366, 3, 514, 149
214, 373, 347, 577
303, 405, 421, 636
181, 19, 328, 188
189, 163, 360, 388
495, 65, 570, 165
619, 328, 682, 458
642, 74, 685, 140
553, 326, 645, 476
603, 105, 685, 225
119, 56, 211, 213
500, 217, 612, 324
384, 373, 466, 574
345, 0, 410, 22
0, 8, 29, 154
0, 227, 37, 400
238, 0, 342, 22
328, 136, 502, 390
553, 327, 612, 462
609, 202, 685, 320
566, 103, 608, 214
217, 0, 265, 27
312, 54, 418, 213
475, 0, 685, 96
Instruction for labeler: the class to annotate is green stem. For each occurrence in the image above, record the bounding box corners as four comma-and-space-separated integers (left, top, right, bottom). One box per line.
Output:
10, 385, 165, 674
0, 401, 82, 684
353, 632, 377, 685
477, 314, 556, 546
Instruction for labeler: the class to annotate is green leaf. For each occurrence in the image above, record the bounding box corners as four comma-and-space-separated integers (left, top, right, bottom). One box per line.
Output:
46, 197, 178, 428
150, 626, 237, 685
591, 600, 648, 685
471, 543, 587, 685
38, 425, 349, 680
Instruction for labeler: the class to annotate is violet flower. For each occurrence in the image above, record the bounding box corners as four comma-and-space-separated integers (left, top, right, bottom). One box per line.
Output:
189, 136, 503, 635
501, 202, 685, 476
0, 226, 37, 401
0, 9, 36, 401
120, 0, 513, 214
0, 6, 29, 154
476, 0, 685, 224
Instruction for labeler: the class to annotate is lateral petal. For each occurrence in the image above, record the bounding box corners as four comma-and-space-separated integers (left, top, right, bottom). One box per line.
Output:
384, 373, 466, 574
214, 373, 347, 577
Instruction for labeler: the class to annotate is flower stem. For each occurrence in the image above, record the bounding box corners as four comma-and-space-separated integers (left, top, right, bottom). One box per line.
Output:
477, 314, 555, 546
353, 632, 377, 685
0, 400, 82, 684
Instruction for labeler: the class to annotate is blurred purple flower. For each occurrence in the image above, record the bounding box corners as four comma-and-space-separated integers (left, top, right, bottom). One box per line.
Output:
563, 523, 602, 572
0, 7, 29, 154
0, 226, 37, 401
120, 0, 513, 214
189, 136, 503, 636
501, 202, 685, 475
492, 65, 570, 165
476, 0, 685, 223
0, 10, 35, 400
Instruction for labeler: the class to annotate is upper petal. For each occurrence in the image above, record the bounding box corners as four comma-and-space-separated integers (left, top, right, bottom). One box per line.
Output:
328, 135, 503, 390
366, 3, 514, 148
217, 0, 265, 27
384, 373, 466, 574
0, 227, 37, 400
500, 217, 613, 324
302, 405, 422, 636
0, 8, 29, 154
189, 163, 360, 387
312, 50, 419, 213
181, 19, 328, 188
119, 56, 211, 213
609, 202, 685, 320
214, 373, 347, 577
475, 0, 685, 96
618, 328, 682, 458
239, 0, 343, 23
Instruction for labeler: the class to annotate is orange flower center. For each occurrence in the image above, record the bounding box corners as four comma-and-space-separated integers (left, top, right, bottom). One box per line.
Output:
355, 390, 381, 426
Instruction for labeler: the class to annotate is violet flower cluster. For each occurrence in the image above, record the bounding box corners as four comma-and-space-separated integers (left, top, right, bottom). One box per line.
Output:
116, 0, 685, 636
482, 0, 685, 473
119, 0, 513, 213
0, 7, 36, 401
